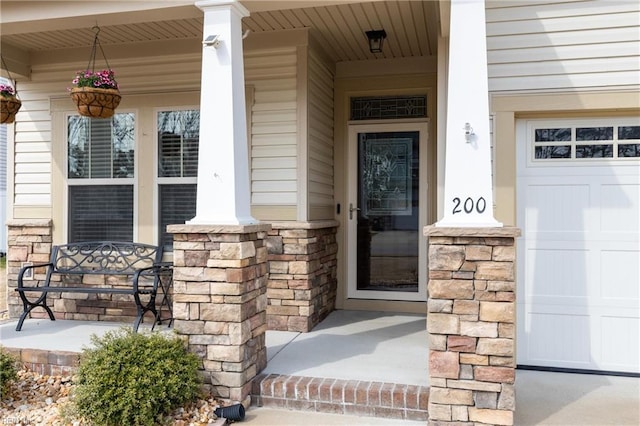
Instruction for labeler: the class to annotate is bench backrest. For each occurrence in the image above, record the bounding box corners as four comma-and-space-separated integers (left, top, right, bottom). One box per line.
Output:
51, 241, 163, 275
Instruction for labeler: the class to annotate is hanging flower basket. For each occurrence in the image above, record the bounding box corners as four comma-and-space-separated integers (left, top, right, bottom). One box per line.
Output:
1, 94, 21, 124
70, 86, 121, 119
1, 67, 21, 124
69, 26, 121, 119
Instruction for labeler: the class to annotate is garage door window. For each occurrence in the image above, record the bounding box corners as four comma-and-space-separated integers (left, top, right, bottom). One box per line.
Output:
618, 126, 640, 157
534, 124, 640, 160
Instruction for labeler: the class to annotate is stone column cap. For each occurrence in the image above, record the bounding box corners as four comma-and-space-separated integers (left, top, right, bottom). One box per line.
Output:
7, 219, 53, 227
167, 223, 272, 234
270, 220, 339, 230
424, 225, 521, 238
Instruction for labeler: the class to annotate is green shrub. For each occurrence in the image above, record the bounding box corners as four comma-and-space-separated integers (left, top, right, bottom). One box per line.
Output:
73, 328, 201, 426
0, 346, 18, 398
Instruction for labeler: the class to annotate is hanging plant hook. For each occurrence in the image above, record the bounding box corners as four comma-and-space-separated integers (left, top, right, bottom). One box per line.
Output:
86, 24, 114, 76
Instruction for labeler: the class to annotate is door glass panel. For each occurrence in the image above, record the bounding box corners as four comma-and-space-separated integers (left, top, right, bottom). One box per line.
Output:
357, 132, 419, 292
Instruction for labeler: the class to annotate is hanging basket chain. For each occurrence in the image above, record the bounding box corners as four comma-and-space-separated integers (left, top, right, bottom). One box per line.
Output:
0, 53, 19, 99
85, 25, 118, 85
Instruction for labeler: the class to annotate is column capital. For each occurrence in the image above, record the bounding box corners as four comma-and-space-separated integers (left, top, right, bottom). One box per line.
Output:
195, 0, 250, 17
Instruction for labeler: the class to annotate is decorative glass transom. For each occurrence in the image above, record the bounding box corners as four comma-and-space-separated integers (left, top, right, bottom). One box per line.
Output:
533, 124, 640, 160
350, 95, 427, 121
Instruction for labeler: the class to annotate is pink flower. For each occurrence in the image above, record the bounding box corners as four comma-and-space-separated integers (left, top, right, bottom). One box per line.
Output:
0, 84, 15, 97
71, 69, 119, 90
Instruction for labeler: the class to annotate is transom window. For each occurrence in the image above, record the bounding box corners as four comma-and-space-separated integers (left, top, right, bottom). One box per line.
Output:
67, 114, 135, 241
533, 124, 640, 160
157, 109, 199, 251
350, 95, 427, 121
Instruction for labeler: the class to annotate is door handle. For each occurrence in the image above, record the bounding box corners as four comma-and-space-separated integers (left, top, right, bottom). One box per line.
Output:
349, 203, 360, 220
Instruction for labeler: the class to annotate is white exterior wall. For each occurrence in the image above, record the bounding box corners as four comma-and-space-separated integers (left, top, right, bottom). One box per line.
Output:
245, 47, 299, 208
11, 46, 302, 221
307, 47, 334, 220
486, 0, 640, 92
11, 53, 202, 219
11, 74, 56, 209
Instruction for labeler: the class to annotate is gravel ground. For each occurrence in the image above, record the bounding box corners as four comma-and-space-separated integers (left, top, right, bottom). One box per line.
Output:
1, 369, 226, 425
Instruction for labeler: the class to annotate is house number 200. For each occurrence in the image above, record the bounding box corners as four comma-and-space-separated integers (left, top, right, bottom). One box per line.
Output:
452, 197, 487, 215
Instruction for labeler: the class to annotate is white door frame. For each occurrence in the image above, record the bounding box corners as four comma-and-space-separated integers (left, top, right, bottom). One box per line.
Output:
346, 120, 429, 302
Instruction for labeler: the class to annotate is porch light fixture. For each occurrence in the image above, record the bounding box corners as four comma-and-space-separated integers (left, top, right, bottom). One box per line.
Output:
203, 35, 221, 48
365, 29, 387, 53
464, 122, 475, 143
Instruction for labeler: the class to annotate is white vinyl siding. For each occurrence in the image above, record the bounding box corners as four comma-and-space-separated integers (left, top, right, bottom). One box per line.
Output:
245, 47, 299, 207
486, 0, 640, 92
307, 47, 335, 220
12, 54, 202, 213
12, 84, 54, 207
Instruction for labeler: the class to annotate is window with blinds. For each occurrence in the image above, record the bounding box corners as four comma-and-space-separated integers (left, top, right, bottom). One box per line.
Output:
157, 110, 199, 251
67, 114, 135, 242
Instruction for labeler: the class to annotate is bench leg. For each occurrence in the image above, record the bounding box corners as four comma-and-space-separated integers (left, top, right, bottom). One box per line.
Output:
15, 292, 55, 331
132, 293, 159, 332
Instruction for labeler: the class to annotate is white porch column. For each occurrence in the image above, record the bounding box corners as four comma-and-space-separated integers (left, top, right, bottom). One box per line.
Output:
190, 0, 256, 225
436, 0, 502, 227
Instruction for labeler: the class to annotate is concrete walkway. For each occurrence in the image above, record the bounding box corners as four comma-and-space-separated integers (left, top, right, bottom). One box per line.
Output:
1, 313, 639, 425
515, 369, 639, 425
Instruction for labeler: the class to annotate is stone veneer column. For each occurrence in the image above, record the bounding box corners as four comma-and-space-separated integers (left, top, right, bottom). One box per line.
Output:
265, 221, 338, 332
167, 223, 271, 405
424, 226, 520, 426
6, 219, 53, 319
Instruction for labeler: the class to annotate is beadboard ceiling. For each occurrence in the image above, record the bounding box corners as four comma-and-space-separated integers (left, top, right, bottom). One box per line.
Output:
0, 1, 438, 63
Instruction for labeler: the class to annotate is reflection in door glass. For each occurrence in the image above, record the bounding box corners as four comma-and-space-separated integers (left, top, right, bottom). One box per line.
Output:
357, 132, 420, 293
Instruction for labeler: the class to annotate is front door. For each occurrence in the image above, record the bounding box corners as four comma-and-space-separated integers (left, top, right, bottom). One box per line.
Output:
347, 122, 428, 301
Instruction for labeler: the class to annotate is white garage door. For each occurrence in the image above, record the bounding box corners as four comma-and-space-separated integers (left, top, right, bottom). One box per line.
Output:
517, 118, 640, 374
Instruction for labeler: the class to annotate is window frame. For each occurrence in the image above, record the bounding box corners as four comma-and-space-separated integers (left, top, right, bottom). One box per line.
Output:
52, 92, 203, 246
64, 110, 139, 242
153, 106, 200, 251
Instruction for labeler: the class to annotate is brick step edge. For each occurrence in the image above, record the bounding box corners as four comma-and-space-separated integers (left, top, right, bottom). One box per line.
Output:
3, 347, 80, 376
251, 373, 429, 421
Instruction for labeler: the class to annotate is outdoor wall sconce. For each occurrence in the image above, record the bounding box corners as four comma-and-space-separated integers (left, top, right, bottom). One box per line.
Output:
464, 122, 475, 143
365, 29, 387, 53
203, 35, 221, 48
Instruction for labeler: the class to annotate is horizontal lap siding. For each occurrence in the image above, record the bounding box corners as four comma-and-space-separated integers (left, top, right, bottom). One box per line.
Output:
307, 48, 334, 220
15, 48, 300, 216
246, 48, 299, 207
486, 0, 640, 92
12, 78, 54, 207
12, 54, 202, 213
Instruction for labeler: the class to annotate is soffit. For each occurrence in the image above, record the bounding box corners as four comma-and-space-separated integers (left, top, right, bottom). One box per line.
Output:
0, 1, 437, 63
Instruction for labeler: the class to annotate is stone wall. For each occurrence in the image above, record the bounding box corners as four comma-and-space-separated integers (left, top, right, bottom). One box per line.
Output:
6, 220, 169, 325
6, 220, 53, 319
424, 226, 520, 426
168, 223, 271, 405
265, 221, 338, 332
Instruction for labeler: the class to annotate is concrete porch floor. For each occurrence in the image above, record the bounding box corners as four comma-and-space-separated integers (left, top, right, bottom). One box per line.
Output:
1, 310, 639, 425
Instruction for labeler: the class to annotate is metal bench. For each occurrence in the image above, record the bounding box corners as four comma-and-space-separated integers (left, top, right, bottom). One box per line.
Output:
15, 241, 173, 332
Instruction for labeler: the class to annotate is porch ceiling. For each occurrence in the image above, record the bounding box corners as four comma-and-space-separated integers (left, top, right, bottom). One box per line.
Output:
0, 1, 438, 69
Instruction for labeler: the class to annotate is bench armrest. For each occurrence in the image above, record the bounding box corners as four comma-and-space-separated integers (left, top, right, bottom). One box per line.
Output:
132, 263, 173, 292
17, 262, 54, 288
